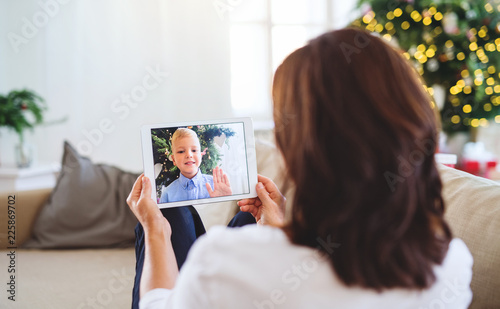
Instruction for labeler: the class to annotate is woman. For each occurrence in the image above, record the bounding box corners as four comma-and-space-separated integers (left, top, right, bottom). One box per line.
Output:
127, 28, 473, 308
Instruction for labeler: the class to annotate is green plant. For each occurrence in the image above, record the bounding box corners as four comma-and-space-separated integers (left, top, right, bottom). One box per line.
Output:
0, 89, 46, 143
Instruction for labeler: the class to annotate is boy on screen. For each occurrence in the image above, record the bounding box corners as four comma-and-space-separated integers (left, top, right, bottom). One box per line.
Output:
159, 128, 232, 203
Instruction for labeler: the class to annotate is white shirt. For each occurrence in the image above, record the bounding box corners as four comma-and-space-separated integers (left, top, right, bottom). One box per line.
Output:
140, 225, 473, 309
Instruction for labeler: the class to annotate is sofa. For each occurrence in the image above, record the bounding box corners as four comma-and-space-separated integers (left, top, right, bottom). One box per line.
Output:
0, 140, 499, 309
0, 139, 290, 309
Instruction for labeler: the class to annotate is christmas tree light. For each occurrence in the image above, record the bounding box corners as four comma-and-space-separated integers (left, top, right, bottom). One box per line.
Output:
354, 0, 500, 132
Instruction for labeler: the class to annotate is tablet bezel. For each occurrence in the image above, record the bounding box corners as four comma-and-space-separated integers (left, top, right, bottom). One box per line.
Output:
141, 117, 258, 208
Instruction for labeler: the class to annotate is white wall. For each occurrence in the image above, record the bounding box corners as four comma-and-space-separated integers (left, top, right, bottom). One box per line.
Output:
0, 0, 232, 172
0, 0, 359, 172
332, 0, 360, 29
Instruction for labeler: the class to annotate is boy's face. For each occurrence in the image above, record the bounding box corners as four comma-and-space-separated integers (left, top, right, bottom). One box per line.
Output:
172, 135, 202, 179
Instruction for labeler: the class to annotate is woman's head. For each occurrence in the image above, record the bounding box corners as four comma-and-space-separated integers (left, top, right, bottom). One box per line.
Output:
273, 28, 450, 290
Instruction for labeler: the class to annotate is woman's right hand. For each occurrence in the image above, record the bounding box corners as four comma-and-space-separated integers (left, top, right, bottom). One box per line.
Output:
237, 175, 286, 227
127, 174, 171, 237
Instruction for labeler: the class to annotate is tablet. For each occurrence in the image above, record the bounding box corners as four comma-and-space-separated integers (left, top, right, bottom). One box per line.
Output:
141, 117, 258, 208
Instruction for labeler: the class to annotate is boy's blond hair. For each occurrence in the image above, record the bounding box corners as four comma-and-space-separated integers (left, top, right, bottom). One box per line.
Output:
171, 128, 199, 150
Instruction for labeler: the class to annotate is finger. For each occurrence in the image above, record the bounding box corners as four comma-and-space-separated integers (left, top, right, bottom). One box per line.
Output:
223, 173, 230, 186
212, 167, 218, 184
217, 167, 222, 182
239, 204, 259, 217
206, 182, 214, 196
238, 197, 263, 209
216, 166, 222, 183
256, 182, 273, 204
132, 174, 145, 194
127, 174, 144, 206
257, 174, 271, 183
140, 176, 153, 200
257, 175, 282, 198
257, 175, 279, 191
237, 198, 256, 206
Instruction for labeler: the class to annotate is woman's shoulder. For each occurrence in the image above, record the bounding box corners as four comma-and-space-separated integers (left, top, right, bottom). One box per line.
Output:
439, 237, 473, 278
449, 238, 472, 257
419, 238, 473, 308
443, 238, 473, 269
178, 231, 473, 309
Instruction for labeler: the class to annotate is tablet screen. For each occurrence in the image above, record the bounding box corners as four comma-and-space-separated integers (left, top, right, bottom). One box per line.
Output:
141, 118, 258, 208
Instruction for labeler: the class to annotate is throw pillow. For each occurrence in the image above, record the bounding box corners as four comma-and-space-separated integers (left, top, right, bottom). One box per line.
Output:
23, 141, 139, 248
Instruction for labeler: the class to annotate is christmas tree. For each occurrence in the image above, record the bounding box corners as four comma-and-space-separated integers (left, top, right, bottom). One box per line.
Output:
353, 0, 500, 134
151, 125, 235, 196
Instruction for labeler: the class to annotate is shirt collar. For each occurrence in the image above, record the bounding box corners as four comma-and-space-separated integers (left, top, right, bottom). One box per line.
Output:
178, 169, 203, 189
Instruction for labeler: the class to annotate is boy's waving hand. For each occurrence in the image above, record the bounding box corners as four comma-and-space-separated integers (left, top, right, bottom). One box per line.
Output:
206, 166, 232, 197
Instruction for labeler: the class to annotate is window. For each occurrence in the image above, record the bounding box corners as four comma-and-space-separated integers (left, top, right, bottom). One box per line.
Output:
228, 0, 358, 122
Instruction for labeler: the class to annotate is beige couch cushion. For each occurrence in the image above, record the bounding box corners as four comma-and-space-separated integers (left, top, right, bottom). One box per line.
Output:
439, 164, 500, 308
0, 248, 135, 308
0, 188, 52, 248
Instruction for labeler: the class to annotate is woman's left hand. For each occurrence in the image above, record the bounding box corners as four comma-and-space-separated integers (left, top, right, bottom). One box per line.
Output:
238, 175, 286, 227
127, 174, 171, 236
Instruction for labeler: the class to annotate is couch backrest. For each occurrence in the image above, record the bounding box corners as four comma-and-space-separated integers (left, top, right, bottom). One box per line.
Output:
439, 164, 500, 308
0, 188, 52, 248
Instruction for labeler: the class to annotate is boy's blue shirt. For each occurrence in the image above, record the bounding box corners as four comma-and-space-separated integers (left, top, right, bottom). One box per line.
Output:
159, 169, 214, 203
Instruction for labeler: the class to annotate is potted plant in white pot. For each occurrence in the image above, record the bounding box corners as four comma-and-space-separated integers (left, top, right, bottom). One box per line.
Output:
0, 89, 46, 168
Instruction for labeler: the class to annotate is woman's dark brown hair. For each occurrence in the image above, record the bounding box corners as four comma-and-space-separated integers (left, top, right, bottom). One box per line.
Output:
274, 28, 451, 290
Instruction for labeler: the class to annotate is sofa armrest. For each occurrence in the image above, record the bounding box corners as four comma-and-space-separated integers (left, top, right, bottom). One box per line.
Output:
0, 188, 52, 248
439, 164, 500, 308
